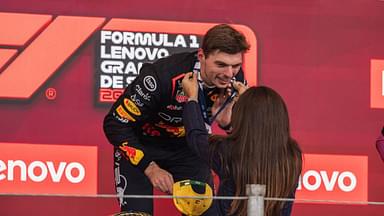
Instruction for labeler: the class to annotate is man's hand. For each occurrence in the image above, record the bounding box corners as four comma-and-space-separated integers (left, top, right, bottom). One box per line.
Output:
182, 72, 198, 101
144, 161, 174, 194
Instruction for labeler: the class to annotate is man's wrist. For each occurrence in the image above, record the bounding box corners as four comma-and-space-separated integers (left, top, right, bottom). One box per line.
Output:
144, 161, 157, 176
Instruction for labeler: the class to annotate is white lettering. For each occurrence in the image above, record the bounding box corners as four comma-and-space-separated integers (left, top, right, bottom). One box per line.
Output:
163, 34, 173, 47
157, 49, 169, 59
65, 162, 85, 183
0, 160, 6, 181
111, 46, 123, 59
101, 60, 142, 76
100, 46, 169, 61
158, 112, 182, 123
100, 75, 112, 88
125, 62, 139, 75
298, 170, 357, 192
100, 31, 189, 48
101, 60, 124, 74
302, 170, 321, 191
321, 170, 339, 191
111, 31, 123, 44
8, 160, 27, 181
174, 35, 187, 47
0, 160, 86, 183
338, 171, 357, 192
47, 161, 66, 183
100, 75, 123, 88
100, 45, 110, 58
135, 85, 151, 101
189, 35, 199, 48
28, 161, 48, 182
100, 30, 112, 44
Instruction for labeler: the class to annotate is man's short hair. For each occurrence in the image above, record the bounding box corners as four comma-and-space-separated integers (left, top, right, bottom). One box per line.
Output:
202, 24, 250, 57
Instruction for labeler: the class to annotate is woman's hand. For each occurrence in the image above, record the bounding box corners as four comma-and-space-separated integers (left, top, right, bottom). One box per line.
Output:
182, 72, 199, 101
232, 81, 248, 99
212, 81, 248, 127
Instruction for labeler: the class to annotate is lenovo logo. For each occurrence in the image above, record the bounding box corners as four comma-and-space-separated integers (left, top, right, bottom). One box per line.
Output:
0, 160, 85, 183
296, 154, 368, 203
0, 143, 97, 195
298, 170, 356, 192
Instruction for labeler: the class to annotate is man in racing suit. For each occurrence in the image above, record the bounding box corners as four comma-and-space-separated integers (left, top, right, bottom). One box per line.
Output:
103, 24, 250, 215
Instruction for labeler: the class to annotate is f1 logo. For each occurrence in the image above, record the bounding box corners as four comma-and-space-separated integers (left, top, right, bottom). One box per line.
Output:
0, 12, 105, 99
371, 59, 384, 108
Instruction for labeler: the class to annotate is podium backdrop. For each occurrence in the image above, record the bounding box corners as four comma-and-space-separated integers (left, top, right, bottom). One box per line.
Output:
0, 1, 383, 215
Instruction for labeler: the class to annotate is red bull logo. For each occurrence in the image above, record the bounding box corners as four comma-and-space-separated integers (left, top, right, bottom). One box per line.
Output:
119, 142, 144, 165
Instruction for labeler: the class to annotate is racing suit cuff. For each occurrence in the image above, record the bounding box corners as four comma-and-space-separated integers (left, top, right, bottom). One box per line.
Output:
137, 158, 152, 172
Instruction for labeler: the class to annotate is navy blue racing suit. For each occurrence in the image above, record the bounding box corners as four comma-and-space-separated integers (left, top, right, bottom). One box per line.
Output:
103, 51, 244, 214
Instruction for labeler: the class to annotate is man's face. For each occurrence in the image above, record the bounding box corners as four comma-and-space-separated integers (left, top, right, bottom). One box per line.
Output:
198, 49, 243, 88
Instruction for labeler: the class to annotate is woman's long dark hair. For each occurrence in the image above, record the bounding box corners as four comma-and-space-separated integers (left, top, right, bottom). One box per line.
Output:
210, 86, 302, 216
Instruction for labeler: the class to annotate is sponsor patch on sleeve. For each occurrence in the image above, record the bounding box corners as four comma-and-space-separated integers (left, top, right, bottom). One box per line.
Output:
123, 98, 142, 116
115, 105, 136, 122
119, 142, 144, 165
143, 75, 157, 92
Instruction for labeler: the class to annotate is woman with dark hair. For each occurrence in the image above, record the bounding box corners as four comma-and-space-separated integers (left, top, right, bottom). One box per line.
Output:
181, 72, 302, 216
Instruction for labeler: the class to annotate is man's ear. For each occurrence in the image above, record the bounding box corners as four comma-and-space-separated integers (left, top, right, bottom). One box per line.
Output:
197, 48, 205, 62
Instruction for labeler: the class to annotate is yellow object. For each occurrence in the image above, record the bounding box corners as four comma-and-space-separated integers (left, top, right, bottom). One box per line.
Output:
173, 180, 213, 216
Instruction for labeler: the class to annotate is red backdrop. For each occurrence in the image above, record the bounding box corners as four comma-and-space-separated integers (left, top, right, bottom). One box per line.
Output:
0, 0, 383, 215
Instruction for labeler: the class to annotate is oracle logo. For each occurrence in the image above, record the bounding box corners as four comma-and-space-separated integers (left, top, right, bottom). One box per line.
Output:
297, 170, 356, 192
0, 160, 85, 183
295, 154, 368, 202
0, 143, 97, 195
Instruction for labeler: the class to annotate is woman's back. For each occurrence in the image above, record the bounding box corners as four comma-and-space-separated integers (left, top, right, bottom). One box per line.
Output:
182, 83, 302, 216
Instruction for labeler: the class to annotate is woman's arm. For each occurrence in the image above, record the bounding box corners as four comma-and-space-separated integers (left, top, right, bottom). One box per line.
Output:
182, 72, 222, 171
183, 100, 211, 162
